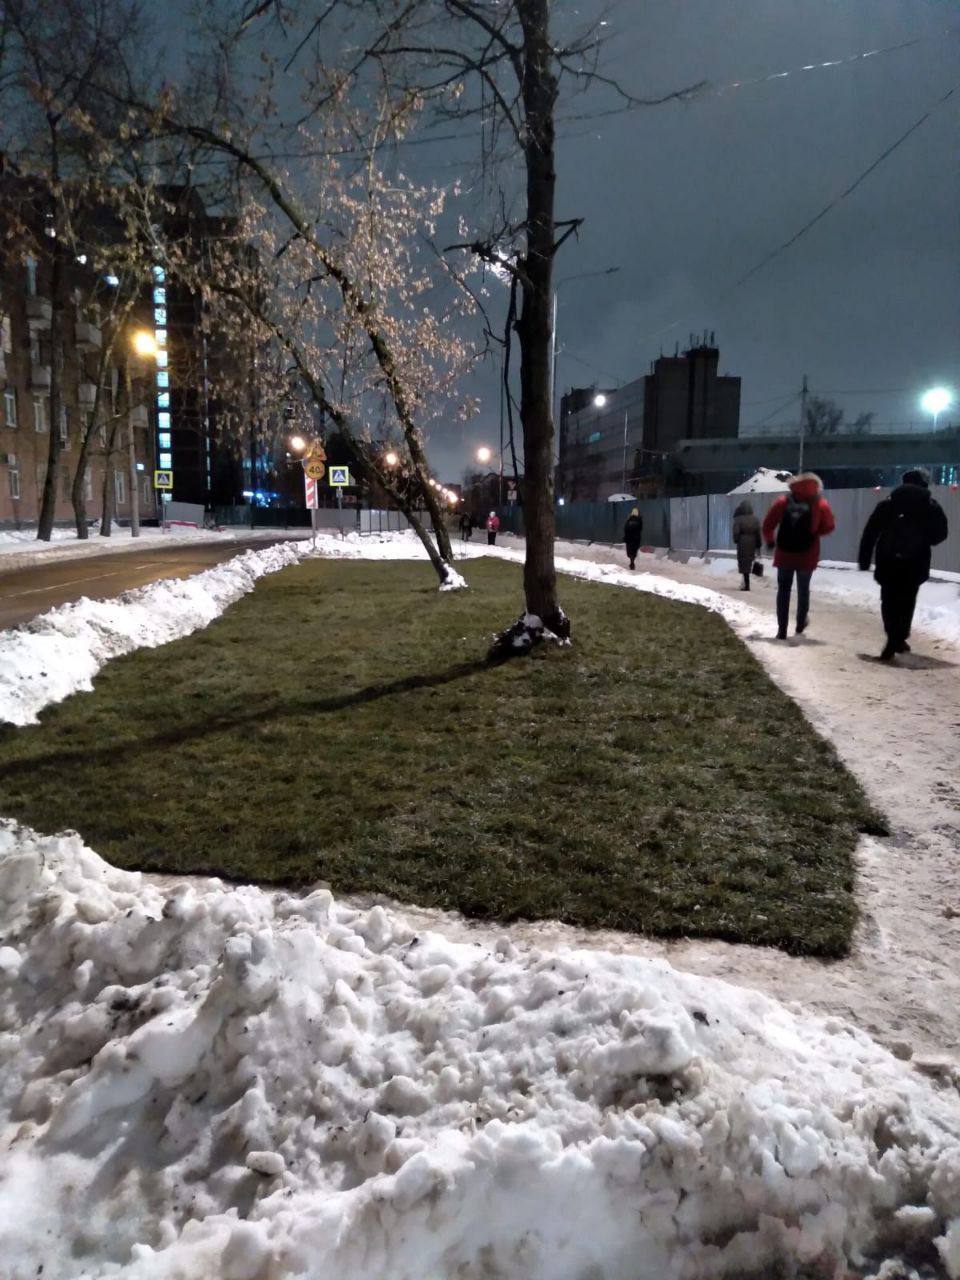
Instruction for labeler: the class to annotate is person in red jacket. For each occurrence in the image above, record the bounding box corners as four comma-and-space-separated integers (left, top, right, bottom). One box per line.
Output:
761, 473, 836, 640
486, 511, 501, 546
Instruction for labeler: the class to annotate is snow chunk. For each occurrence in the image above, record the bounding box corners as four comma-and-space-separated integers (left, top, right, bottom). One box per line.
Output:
2, 819, 960, 1280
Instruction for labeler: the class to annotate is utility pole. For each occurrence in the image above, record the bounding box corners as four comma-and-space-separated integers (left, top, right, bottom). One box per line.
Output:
798, 374, 808, 473
621, 410, 629, 492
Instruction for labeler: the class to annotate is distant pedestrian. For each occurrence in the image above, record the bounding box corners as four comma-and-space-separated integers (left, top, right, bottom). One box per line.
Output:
762, 473, 835, 639
623, 507, 643, 570
731, 500, 762, 591
459, 511, 474, 541
858, 468, 948, 662
486, 511, 500, 546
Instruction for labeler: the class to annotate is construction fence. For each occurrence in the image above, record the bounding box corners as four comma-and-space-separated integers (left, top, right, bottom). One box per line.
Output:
497, 486, 960, 574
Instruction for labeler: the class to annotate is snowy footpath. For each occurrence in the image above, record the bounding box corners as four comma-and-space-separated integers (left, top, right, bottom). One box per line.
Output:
3, 530, 960, 1278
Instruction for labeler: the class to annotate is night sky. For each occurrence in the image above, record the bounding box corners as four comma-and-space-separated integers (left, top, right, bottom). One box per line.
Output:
415, 0, 958, 481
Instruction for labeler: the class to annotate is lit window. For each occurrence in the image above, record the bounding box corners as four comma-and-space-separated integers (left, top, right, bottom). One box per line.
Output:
159, 451, 172, 468
8, 466, 20, 500
158, 433, 171, 449
4, 389, 16, 427
154, 307, 167, 325
152, 265, 165, 282
104, 274, 120, 287
155, 329, 167, 347
156, 371, 169, 388
158, 412, 170, 430
157, 392, 169, 408
114, 470, 126, 504
153, 287, 166, 305
155, 350, 168, 368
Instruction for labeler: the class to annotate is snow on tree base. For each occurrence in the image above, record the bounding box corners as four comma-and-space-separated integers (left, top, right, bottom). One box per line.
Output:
2, 821, 960, 1280
439, 564, 468, 592
489, 608, 572, 660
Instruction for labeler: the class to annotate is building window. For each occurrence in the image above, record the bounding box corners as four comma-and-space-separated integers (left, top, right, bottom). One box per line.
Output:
30, 333, 41, 364
157, 391, 170, 408
155, 349, 168, 369
114, 469, 126, 505
154, 306, 167, 326
158, 432, 171, 449
156, 371, 169, 389
8, 465, 20, 500
0, 315, 11, 354
33, 395, 48, 433
153, 286, 166, 305
59, 406, 68, 444
84, 470, 93, 502
155, 328, 168, 347
158, 412, 170, 431
4, 389, 16, 428
152, 265, 165, 283
25, 256, 37, 296
159, 451, 172, 469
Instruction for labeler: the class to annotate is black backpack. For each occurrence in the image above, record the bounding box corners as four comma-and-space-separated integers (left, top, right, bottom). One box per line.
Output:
879, 510, 927, 565
776, 497, 814, 553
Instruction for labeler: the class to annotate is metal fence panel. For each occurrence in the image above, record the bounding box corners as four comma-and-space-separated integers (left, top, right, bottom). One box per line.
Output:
669, 495, 710, 553
359, 508, 405, 535
931, 486, 960, 574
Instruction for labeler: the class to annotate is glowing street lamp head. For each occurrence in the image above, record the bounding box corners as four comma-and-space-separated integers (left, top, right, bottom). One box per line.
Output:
476, 445, 493, 465
921, 387, 953, 418
593, 393, 607, 408
384, 450, 399, 467
131, 330, 157, 359
288, 434, 307, 453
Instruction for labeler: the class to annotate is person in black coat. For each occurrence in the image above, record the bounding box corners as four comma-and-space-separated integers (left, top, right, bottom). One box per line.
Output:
623, 507, 643, 570
858, 468, 949, 662
459, 511, 474, 541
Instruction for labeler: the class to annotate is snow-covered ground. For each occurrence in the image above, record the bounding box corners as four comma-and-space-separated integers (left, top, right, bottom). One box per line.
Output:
3, 821, 960, 1280
4, 528, 960, 1277
0, 540, 313, 725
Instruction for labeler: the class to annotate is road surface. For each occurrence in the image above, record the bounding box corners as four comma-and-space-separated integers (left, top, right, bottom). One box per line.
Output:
0, 536, 299, 629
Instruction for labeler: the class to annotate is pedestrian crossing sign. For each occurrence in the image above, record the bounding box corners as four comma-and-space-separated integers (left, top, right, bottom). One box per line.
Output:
154, 470, 173, 489
329, 466, 351, 487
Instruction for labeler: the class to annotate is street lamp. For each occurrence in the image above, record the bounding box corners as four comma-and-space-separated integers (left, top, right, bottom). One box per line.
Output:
131, 330, 157, 359
921, 386, 954, 430
288, 434, 307, 454
593, 393, 607, 408
123, 329, 160, 539
384, 450, 399, 467
476, 445, 493, 465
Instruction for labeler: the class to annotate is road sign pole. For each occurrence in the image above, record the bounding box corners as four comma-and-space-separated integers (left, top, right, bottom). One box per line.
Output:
311, 506, 318, 548
337, 486, 343, 539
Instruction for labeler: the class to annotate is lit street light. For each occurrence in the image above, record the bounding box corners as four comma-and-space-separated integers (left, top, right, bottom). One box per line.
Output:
131, 330, 157, 359
921, 386, 954, 430
288, 434, 307, 453
384, 450, 399, 467
476, 445, 493, 465
593, 393, 607, 408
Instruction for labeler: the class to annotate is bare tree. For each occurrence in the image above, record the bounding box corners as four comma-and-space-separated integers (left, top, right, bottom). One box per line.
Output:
0, 0, 146, 540
804, 395, 845, 438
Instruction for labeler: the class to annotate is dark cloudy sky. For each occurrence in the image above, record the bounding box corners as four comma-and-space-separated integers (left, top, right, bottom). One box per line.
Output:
420, 0, 958, 481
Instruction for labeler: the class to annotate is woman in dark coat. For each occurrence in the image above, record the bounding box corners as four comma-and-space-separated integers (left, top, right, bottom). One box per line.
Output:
623, 507, 643, 570
732, 500, 762, 590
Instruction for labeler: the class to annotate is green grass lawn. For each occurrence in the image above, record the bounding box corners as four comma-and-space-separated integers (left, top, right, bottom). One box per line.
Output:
0, 558, 883, 955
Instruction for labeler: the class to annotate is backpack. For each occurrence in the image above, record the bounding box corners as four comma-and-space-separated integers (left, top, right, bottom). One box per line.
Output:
776, 497, 814, 553
879, 510, 927, 565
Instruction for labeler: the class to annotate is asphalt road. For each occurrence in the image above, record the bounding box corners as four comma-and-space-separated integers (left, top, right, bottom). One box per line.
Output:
0, 536, 300, 629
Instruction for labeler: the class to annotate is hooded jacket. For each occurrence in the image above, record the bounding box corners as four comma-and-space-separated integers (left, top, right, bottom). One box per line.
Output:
731, 501, 762, 573
761, 474, 836, 572
858, 482, 948, 586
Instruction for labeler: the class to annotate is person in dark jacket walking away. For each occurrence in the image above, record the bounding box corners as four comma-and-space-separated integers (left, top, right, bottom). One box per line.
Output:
486, 511, 500, 546
459, 511, 474, 541
762, 473, 836, 639
858, 468, 948, 662
732, 500, 762, 590
623, 507, 643, 570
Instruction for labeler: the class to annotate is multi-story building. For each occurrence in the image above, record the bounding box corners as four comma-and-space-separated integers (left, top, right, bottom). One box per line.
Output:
557, 337, 742, 501
0, 187, 159, 530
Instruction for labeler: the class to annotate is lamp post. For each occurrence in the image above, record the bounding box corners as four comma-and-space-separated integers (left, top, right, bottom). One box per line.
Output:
921, 386, 953, 431
128, 329, 158, 537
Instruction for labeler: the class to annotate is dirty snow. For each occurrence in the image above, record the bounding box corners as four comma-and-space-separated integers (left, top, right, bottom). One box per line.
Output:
0, 540, 313, 726
3, 820, 960, 1280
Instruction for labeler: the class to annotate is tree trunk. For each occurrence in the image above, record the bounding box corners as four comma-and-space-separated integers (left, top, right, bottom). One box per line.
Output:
37, 227, 65, 541
491, 0, 568, 654
100, 419, 118, 536
71, 429, 93, 538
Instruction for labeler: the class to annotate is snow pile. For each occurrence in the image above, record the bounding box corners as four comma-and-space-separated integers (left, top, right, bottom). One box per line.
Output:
3, 821, 960, 1280
728, 467, 793, 495
0, 540, 312, 726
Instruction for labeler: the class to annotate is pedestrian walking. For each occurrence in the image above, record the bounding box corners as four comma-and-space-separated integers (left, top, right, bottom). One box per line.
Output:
857, 468, 948, 662
761, 473, 835, 639
623, 507, 643, 570
732, 500, 762, 590
459, 511, 474, 542
486, 511, 500, 546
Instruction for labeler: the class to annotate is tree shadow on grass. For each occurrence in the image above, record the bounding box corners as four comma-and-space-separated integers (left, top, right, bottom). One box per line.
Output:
0, 656, 499, 782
